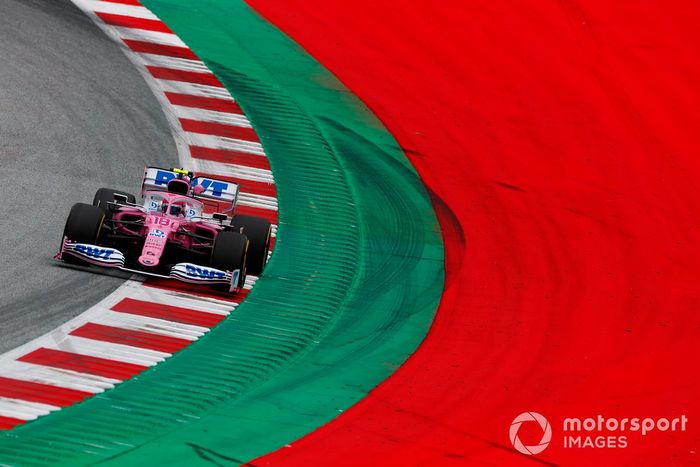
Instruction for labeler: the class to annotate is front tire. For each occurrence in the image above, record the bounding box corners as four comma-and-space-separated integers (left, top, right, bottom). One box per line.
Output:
230, 214, 271, 276
61, 203, 105, 265
211, 231, 248, 291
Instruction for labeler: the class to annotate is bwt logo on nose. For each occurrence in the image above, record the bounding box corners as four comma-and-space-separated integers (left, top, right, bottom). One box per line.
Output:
509, 412, 552, 455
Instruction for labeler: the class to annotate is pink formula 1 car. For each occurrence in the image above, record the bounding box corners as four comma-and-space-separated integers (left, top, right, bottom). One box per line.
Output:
56, 167, 272, 293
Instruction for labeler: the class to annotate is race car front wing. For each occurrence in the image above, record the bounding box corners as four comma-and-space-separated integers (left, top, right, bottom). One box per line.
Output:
56, 239, 241, 292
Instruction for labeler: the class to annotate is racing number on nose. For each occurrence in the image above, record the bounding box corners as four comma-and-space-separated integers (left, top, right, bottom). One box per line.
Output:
147, 217, 171, 226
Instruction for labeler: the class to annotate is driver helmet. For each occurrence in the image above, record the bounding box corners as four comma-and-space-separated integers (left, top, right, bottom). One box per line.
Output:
167, 168, 193, 195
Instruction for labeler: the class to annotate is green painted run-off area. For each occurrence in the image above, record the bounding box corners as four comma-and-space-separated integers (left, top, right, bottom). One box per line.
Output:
0, 0, 443, 464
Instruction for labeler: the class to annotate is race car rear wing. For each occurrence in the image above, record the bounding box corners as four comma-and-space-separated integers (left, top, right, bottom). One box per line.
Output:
141, 166, 239, 212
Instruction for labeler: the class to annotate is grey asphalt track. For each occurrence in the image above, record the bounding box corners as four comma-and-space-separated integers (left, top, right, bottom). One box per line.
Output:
0, 0, 177, 353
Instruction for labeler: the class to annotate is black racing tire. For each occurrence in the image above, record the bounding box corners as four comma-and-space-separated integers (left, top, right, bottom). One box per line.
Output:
92, 188, 136, 218
61, 203, 105, 265
211, 231, 248, 291
230, 214, 271, 276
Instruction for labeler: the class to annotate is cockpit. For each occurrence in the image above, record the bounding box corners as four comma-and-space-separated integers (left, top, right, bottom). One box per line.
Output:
142, 193, 203, 220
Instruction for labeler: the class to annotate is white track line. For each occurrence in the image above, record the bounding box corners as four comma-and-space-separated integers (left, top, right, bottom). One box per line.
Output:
89, 313, 208, 340
0, 361, 119, 392
43, 336, 168, 367
132, 285, 238, 312
136, 53, 211, 73
156, 80, 233, 100
0, 398, 60, 421
192, 157, 272, 181
90, 1, 159, 20
184, 132, 265, 156
114, 27, 186, 48
238, 193, 278, 210
173, 105, 251, 128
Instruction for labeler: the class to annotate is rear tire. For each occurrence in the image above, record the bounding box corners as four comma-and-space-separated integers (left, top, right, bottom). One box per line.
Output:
230, 214, 271, 276
93, 188, 136, 218
61, 203, 105, 265
211, 231, 248, 291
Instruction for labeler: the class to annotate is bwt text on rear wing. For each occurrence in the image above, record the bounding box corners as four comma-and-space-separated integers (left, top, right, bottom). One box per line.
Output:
141, 166, 239, 212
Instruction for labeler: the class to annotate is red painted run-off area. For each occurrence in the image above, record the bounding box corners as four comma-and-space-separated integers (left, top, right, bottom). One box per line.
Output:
249, 1, 700, 465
